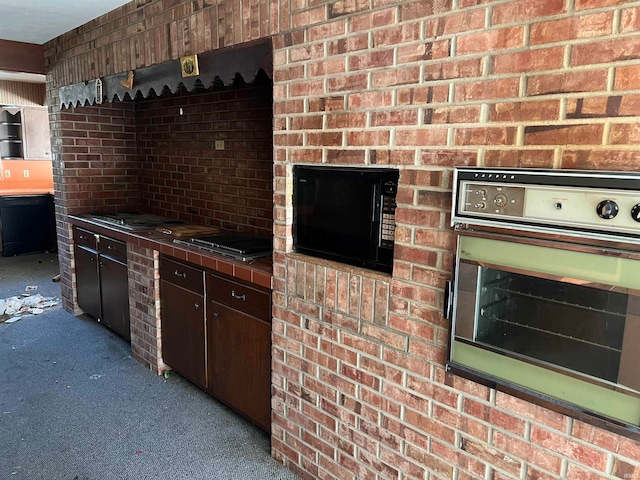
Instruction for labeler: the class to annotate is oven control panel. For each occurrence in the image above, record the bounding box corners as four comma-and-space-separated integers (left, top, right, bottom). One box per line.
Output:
453, 168, 640, 243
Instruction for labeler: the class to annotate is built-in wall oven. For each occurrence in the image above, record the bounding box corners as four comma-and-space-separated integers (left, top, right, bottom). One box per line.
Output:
444, 168, 640, 437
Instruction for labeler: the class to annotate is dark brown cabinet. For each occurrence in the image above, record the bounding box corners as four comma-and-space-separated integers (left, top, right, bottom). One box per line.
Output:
73, 227, 130, 340
207, 273, 271, 432
159, 258, 206, 389
158, 255, 272, 432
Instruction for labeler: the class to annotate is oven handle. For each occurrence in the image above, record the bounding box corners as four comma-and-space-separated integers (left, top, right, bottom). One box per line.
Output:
443, 280, 453, 320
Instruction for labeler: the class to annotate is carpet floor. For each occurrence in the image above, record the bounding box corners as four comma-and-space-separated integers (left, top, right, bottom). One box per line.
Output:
0, 294, 298, 480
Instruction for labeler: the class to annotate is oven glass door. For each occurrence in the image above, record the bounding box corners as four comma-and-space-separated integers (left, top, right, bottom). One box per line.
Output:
450, 234, 640, 427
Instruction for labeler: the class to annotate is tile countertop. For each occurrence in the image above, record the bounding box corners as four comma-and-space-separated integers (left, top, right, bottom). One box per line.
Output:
68, 215, 273, 290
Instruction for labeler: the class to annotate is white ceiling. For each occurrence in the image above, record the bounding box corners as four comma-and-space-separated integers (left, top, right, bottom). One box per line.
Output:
0, 0, 131, 45
0, 0, 131, 83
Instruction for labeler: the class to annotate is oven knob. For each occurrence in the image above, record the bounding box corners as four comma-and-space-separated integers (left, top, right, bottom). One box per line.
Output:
494, 194, 508, 208
631, 204, 640, 222
596, 200, 619, 219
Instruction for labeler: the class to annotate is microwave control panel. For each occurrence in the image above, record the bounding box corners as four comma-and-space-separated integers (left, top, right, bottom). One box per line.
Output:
379, 180, 397, 248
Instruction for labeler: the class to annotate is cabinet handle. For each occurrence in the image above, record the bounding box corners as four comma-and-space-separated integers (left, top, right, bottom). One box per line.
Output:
231, 290, 246, 301
174, 270, 186, 278
212, 311, 219, 317
107, 245, 113, 250
194, 303, 200, 310
79, 235, 86, 240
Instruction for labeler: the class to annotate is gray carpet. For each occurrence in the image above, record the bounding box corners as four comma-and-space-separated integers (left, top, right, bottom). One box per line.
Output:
0, 304, 298, 479
0, 252, 61, 299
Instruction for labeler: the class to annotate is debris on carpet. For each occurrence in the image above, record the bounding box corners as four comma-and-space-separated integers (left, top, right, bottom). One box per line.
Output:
0, 294, 60, 323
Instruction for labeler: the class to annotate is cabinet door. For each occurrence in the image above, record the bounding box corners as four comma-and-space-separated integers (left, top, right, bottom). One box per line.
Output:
160, 280, 206, 388
22, 107, 51, 159
99, 256, 130, 340
74, 246, 101, 319
208, 302, 271, 431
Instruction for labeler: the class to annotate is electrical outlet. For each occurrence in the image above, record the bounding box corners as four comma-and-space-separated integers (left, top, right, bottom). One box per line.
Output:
215, 140, 225, 150
23, 169, 29, 178
4, 170, 10, 178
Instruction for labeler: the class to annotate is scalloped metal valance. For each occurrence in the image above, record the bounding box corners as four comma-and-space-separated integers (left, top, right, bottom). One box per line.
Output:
59, 41, 272, 109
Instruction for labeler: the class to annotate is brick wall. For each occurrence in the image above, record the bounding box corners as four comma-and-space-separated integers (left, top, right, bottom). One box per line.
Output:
128, 245, 165, 373
45, 0, 640, 479
136, 79, 274, 236
53, 101, 138, 312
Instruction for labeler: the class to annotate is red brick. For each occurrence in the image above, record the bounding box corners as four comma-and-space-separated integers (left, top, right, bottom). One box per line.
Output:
530, 11, 613, 45
527, 70, 608, 95
531, 426, 608, 471
400, 169, 446, 189
457, 26, 524, 56
328, 0, 370, 18
327, 34, 369, 55
372, 23, 421, 47
615, 65, 640, 90
495, 392, 567, 430
307, 58, 346, 77
289, 79, 324, 97
492, 0, 566, 25
576, 0, 632, 11
455, 78, 520, 102
398, 0, 453, 22
484, 149, 555, 169
306, 131, 343, 147
395, 128, 448, 146
348, 49, 394, 71
405, 444, 454, 478
489, 100, 560, 122
361, 322, 407, 349
424, 58, 482, 81
370, 149, 415, 165
326, 112, 367, 129
426, 8, 486, 37
572, 37, 640, 67
371, 66, 421, 88
346, 130, 390, 146
371, 110, 419, 127
428, 104, 480, 124
404, 409, 456, 443
421, 149, 478, 167
327, 73, 368, 92
348, 91, 393, 110
562, 149, 640, 171
326, 149, 366, 164
455, 126, 517, 146
621, 6, 640, 32
431, 439, 488, 478
617, 436, 640, 461
565, 464, 609, 480
292, 5, 327, 28
524, 124, 603, 146
462, 438, 522, 476
350, 7, 396, 32
307, 19, 347, 41
397, 43, 432, 64
492, 46, 564, 74
395, 206, 442, 228
609, 123, 640, 145
397, 84, 449, 105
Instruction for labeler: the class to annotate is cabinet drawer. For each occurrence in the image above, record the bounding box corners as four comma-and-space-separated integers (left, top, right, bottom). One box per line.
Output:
73, 227, 97, 250
99, 236, 127, 263
160, 257, 204, 294
207, 273, 270, 320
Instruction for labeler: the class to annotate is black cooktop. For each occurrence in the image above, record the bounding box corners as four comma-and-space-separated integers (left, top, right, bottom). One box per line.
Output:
173, 233, 272, 261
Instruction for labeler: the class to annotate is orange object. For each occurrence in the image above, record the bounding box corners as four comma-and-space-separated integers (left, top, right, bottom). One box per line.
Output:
0, 159, 54, 195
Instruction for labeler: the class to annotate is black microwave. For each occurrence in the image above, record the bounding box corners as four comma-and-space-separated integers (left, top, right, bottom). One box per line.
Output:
293, 165, 399, 274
